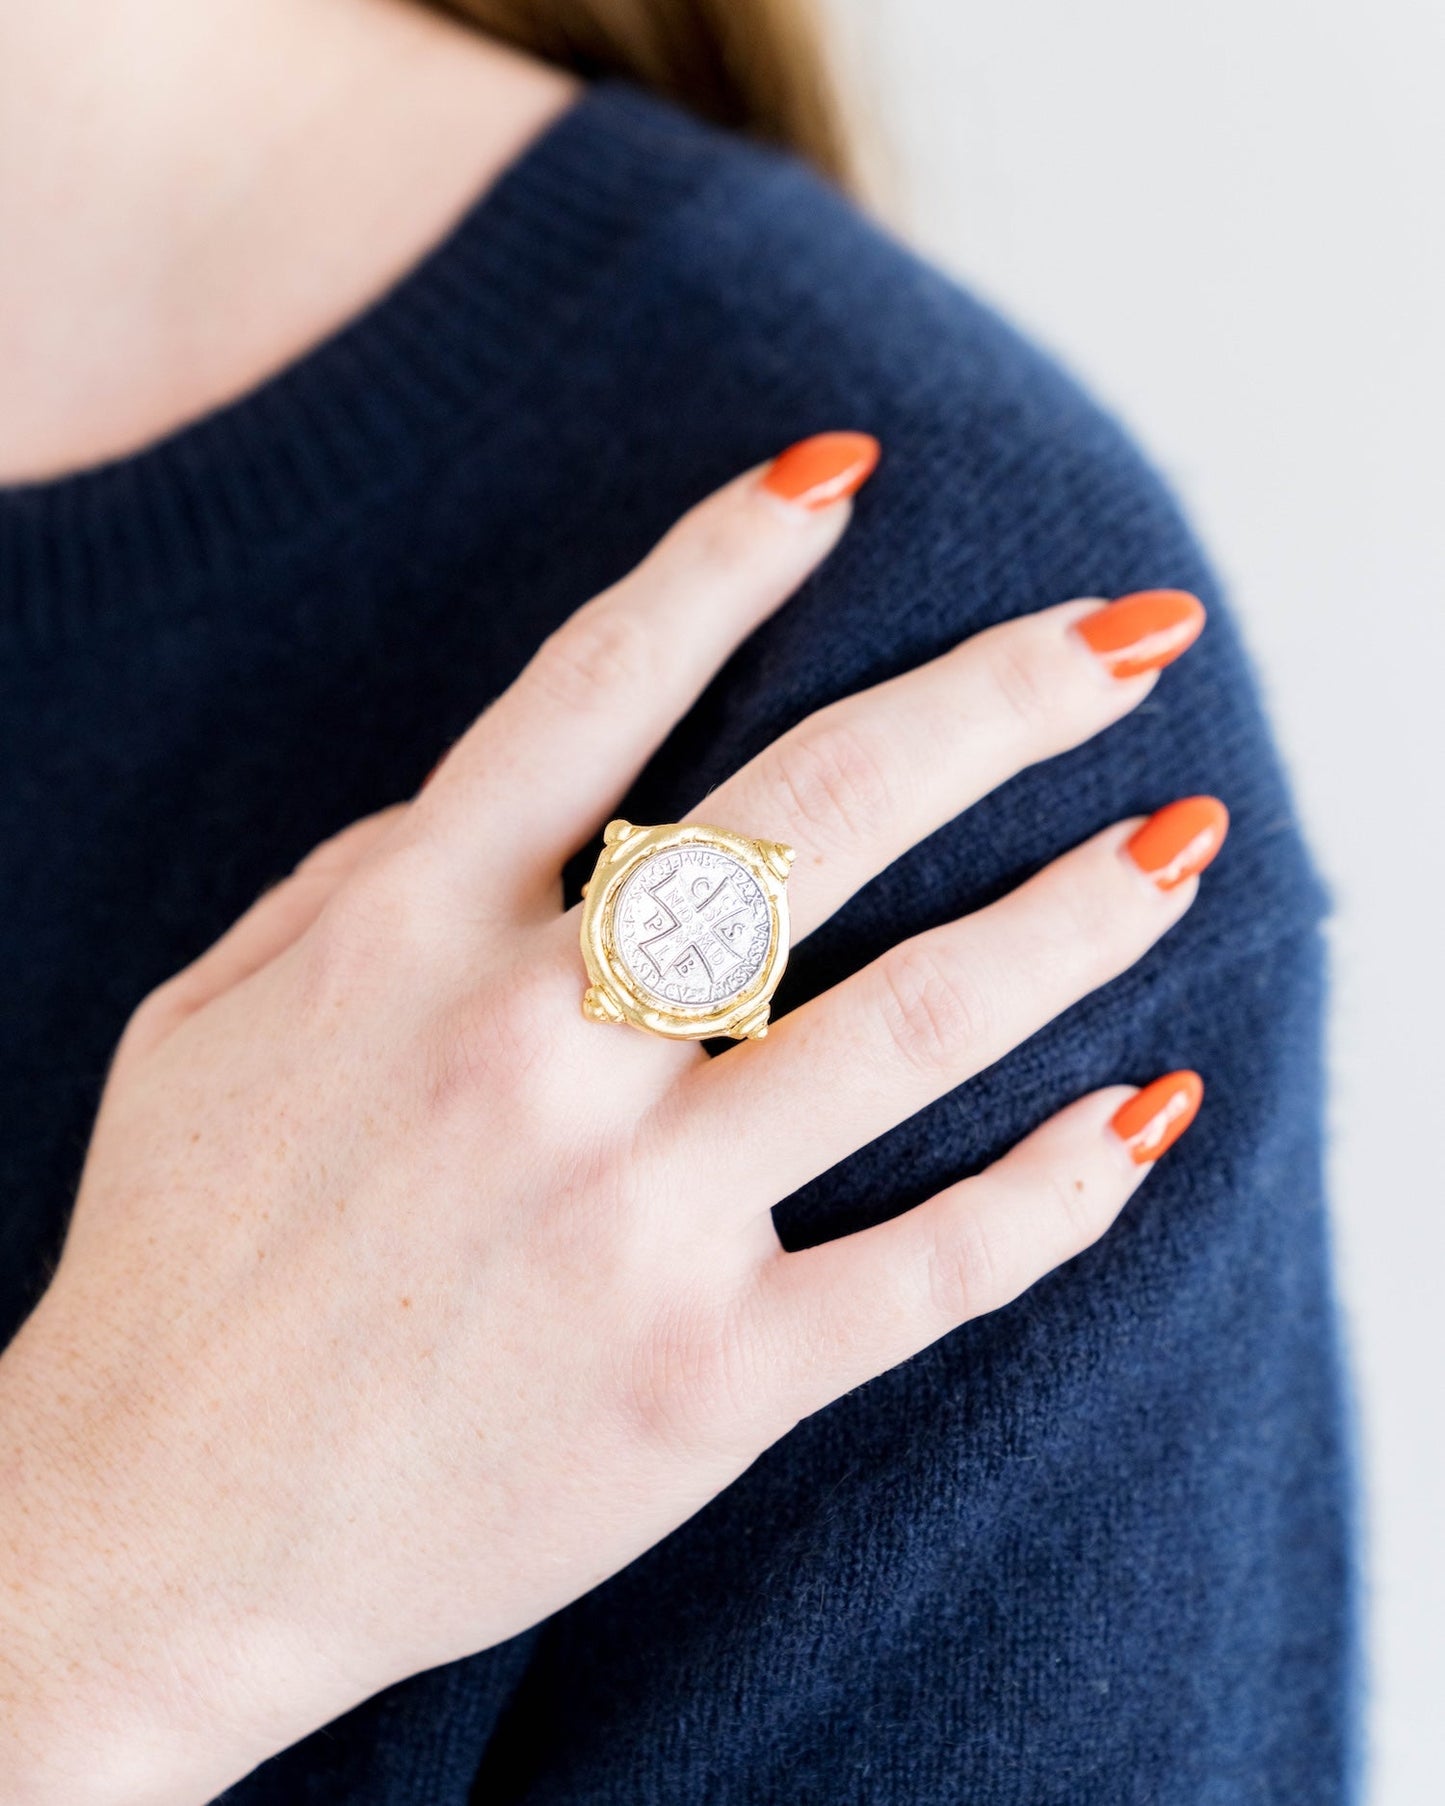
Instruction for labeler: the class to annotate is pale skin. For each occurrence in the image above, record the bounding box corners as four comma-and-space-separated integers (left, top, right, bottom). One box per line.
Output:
2, 5, 1214, 1804
0, 0, 578, 481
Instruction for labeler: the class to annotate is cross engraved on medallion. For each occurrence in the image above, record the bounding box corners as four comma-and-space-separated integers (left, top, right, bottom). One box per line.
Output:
614, 848, 772, 1008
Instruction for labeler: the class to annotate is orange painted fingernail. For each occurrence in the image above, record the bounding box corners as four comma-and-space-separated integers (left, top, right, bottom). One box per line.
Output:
1126, 795, 1229, 891
761, 432, 881, 511
1076, 589, 1206, 679
1110, 1070, 1204, 1164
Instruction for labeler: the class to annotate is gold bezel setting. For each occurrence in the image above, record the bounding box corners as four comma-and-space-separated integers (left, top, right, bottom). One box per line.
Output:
579, 819, 795, 1040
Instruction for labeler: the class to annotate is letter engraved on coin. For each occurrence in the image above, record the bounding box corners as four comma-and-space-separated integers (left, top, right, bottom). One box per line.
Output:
613, 847, 773, 1008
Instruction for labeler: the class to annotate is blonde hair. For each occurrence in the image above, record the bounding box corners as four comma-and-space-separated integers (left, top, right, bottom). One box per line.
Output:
430, 0, 856, 188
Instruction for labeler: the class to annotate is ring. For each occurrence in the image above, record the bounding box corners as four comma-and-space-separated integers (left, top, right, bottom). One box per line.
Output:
579, 820, 795, 1040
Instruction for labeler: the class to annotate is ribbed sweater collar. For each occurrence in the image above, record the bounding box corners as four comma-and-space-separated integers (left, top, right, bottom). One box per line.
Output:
0, 83, 715, 646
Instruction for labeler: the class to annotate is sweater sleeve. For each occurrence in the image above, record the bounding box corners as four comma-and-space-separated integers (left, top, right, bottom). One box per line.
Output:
472, 177, 1356, 1805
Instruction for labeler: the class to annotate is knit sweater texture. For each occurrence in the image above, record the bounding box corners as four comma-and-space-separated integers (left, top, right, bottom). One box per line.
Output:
0, 83, 1357, 1804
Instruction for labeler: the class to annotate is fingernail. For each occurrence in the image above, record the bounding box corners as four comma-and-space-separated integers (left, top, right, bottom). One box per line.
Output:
1126, 796, 1229, 891
1076, 589, 1206, 679
1110, 1070, 1204, 1164
761, 432, 881, 511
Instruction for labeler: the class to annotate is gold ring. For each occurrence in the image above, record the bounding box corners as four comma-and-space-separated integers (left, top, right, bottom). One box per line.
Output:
579, 819, 795, 1040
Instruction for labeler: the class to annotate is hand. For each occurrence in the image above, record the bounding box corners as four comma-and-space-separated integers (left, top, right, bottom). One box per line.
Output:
0, 434, 1220, 1805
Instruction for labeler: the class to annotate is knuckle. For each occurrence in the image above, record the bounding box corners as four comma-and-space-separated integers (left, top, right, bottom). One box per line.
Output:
876, 938, 989, 1075
1045, 1163, 1110, 1254
627, 1290, 759, 1457
305, 844, 453, 1000
677, 488, 754, 578
985, 625, 1055, 731
423, 1008, 506, 1121
1005, 859, 1143, 1006
1048, 856, 1140, 967
1039, 1142, 1123, 1255
125, 980, 176, 1037
293, 831, 352, 883
925, 1209, 1001, 1326
528, 601, 657, 713
658, 472, 790, 588
292, 813, 385, 885
775, 716, 896, 851
425, 955, 569, 1116
1058, 874, 1121, 955
116, 980, 185, 1062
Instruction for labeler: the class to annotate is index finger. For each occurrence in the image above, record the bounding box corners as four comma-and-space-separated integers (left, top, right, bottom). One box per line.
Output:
416, 433, 880, 906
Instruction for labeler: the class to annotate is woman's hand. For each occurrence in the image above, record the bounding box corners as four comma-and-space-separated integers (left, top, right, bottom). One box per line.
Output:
0, 434, 1220, 1806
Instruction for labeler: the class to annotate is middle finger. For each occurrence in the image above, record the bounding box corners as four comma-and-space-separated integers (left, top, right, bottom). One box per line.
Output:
678, 801, 1228, 1214
685, 589, 1204, 942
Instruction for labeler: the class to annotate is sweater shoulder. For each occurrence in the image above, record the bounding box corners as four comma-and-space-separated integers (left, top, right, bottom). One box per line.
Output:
657, 145, 1215, 620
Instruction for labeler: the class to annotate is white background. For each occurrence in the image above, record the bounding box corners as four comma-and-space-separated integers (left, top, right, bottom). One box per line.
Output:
824, 2, 1444, 1799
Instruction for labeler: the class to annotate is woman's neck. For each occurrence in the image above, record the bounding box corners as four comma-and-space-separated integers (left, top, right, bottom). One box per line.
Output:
0, 0, 576, 482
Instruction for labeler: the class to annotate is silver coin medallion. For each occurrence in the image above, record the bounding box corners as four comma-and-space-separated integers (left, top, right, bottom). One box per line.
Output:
611, 846, 774, 1011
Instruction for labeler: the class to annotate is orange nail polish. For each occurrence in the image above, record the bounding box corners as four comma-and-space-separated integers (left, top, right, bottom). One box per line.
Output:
1110, 1070, 1204, 1164
761, 432, 880, 511
1126, 796, 1229, 891
1076, 589, 1206, 679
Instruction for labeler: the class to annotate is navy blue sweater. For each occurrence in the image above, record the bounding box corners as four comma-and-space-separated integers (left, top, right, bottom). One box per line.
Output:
0, 84, 1356, 1803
